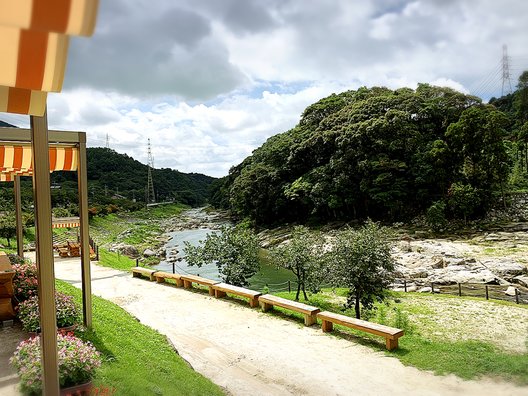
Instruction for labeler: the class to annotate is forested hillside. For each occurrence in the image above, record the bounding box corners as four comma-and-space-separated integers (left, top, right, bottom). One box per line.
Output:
52, 147, 215, 207
0, 146, 215, 216
211, 79, 528, 226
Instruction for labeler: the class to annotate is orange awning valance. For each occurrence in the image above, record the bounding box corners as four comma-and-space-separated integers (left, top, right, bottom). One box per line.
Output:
52, 217, 80, 229
0, 144, 78, 179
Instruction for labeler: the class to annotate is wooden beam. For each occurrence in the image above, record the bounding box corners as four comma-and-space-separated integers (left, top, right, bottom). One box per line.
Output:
77, 133, 92, 328
0, 126, 83, 143
30, 110, 60, 395
14, 175, 24, 258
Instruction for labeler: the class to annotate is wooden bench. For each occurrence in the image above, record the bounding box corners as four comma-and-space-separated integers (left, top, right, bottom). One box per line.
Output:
131, 267, 157, 281
154, 271, 183, 287
212, 283, 262, 307
317, 311, 404, 350
180, 274, 220, 296
259, 294, 320, 326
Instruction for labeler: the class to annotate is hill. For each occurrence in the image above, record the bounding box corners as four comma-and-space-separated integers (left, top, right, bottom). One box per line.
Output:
51, 147, 215, 207
211, 82, 528, 226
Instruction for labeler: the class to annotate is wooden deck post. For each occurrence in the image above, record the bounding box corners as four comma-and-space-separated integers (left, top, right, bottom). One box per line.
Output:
31, 110, 60, 395
14, 175, 24, 258
77, 133, 92, 328
321, 319, 333, 333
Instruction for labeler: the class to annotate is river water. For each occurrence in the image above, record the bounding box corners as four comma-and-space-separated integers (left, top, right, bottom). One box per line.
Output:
155, 211, 294, 292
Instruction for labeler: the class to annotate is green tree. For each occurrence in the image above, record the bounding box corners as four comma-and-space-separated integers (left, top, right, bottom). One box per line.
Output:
326, 221, 395, 319
269, 226, 325, 301
183, 226, 260, 287
447, 182, 480, 224
0, 214, 17, 247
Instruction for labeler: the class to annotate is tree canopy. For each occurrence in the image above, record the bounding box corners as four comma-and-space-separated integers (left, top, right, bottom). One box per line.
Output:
212, 84, 514, 225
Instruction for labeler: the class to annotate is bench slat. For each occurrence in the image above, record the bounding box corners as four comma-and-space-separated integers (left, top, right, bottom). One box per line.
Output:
131, 267, 157, 281
213, 283, 261, 298
180, 274, 219, 287
317, 311, 403, 338
154, 271, 183, 286
259, 294, 320, 315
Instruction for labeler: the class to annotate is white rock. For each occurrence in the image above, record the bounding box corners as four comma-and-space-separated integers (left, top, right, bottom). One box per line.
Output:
505, 286, 517, 296
418, 287, 432, 293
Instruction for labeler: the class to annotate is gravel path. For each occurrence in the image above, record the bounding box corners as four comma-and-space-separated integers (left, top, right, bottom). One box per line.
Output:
53, 258, 528, 396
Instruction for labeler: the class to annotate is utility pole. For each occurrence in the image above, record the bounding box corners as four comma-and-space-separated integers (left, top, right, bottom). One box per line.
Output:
502, 44, 512, 96
105, 133, 109, 149
147, 138, 156, 204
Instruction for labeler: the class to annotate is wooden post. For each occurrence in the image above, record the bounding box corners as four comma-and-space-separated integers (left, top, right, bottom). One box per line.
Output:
515, 289, 520, 304
30, 111, 60, 395
14, 176, 24, 258
172, 262, 175, 274
431, 282, 434, 293
135, 258, 139, 267
404, 280, 407, 293
288, 280, 291, 293
77, 134, 92, 328
458, 283, 462, 297
96, 245, 99, 261
485, 285, 489, 300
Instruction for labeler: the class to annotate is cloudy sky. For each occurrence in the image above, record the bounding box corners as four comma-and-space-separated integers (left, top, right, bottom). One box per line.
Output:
3, 0, 528, 177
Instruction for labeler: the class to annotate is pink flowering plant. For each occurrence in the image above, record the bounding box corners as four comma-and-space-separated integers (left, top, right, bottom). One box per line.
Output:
12, 261, 39, 302
10, 333, 102, 395
17, 292, 81, 333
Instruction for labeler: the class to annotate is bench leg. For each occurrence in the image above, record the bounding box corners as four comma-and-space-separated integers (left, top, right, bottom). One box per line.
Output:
208, 287, 215, 296
149, 273, 156, 281
304, 313, 317, 326
155, 276, 165, 283
249, 297, 259, 308
183, 280, 192, 289
321, 319, 333, 332
260, 302, 273, 312
215, 290, 227, 298
386, 338, 398, 351
175, 279, 183, 287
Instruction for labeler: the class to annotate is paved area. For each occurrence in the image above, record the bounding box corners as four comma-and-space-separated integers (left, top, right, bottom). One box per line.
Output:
0, 322, 25, 396
52, 259, 528, 396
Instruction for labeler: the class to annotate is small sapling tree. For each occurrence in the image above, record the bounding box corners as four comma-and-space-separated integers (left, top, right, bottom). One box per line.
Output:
184, 225, 260, 287
269, 225, 325, 301
327, 221, 395, 319
0, 214, 17, 247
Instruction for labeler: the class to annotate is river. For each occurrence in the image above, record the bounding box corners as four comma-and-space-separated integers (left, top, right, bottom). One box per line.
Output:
155, 210, 294, 292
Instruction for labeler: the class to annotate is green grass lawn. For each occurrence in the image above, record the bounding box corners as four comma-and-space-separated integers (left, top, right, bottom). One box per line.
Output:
56, 280, 224, 396
273, 289, 528, 385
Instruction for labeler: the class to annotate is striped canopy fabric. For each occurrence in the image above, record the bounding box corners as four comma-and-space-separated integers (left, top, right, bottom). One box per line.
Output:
0, 0, 99, 115
52, 217, 80, 229
0, 144, 78, 180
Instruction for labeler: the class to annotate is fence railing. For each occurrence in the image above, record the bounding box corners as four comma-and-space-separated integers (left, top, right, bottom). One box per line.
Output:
395, 280, 528, 305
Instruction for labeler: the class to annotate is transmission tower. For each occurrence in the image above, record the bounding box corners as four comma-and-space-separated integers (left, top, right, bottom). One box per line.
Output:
146, 138, 156, 204
105, 133, 109, 149
501, 44, 512, 95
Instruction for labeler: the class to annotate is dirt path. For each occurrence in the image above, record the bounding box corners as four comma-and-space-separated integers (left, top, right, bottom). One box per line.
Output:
54, 258, 527, 396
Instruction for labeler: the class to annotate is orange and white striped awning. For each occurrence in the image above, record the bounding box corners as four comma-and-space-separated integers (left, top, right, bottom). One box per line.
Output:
0, 0, 99, 116
0, 144, 78, 180
52, 217, 80, 229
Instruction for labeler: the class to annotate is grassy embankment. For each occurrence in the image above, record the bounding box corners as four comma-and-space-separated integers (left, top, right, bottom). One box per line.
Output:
268, 289, 528, 385
89, 203, 188, 270
56, 280, 224, 396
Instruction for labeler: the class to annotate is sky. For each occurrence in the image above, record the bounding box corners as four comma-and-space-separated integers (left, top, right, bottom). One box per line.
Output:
2, 0, 528, 177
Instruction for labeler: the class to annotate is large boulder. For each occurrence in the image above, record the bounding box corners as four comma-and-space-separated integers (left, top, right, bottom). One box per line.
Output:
143, 248, 156, 257
484, 260, 527, 278
110, 243, 139, 257
513, 275, 528, 288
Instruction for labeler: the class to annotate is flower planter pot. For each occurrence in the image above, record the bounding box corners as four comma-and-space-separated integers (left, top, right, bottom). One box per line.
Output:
60, 381, 93, 396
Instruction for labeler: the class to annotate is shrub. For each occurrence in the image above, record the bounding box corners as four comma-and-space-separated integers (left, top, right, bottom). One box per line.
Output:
426, 200, 447, 232
10, 333, 102, 395
12, 261, 38, 302
17, 292, 81, 333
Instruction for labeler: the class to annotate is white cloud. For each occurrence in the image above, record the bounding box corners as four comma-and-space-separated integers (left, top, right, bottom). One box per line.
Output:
3, 0, 528, 178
